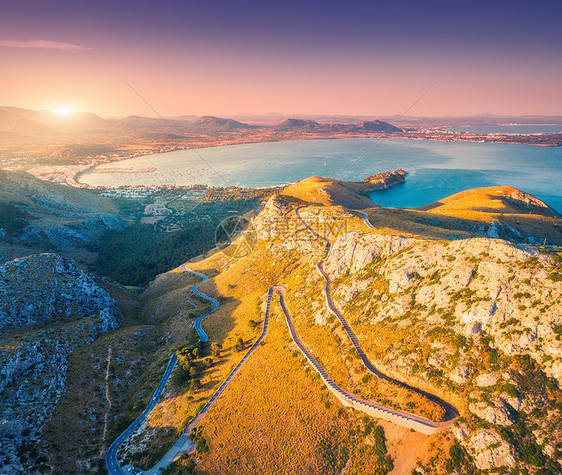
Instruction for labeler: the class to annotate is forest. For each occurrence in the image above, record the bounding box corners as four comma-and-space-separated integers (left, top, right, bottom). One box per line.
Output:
89, 198, 266, 286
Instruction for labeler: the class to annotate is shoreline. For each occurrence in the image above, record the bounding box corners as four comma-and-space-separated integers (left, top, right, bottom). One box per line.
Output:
74, 133, 561, 190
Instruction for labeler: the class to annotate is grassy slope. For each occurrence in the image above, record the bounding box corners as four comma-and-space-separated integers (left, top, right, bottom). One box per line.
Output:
35, 182, 562, 474
158, 212, 453, 474
167, 188, 561, 474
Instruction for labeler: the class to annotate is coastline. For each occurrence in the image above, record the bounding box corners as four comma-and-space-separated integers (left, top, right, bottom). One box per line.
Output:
74, 133, 561, 190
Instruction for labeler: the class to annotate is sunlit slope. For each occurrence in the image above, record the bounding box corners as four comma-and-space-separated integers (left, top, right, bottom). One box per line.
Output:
0, 169, 117, 214
356, 186, 562, 246
280, 175, 374, 208
163, 192, 562, 474
106, 180, 562, 474
279, 169, 406, 209
418, 186, 558, 219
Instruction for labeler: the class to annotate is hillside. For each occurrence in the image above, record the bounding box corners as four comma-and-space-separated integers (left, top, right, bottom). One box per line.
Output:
280, 169, 406, 208
1, 175, 561, 474
195, 116, 252, 129
0, 252, 122, 474
0, 106, 112, 135
274, 118, 320, 129
355, 120, 403, 133
106, 182, 562, 475
0, 169, 124, 258
419, 186, 559, 218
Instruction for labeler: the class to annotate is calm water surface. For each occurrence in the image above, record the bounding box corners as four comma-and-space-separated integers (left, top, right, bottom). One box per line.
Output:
81, 138, 562, 212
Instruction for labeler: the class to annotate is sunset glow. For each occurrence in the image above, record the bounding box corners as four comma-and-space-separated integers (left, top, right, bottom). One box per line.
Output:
52, 106, 73, 116
0, 0, 560, 117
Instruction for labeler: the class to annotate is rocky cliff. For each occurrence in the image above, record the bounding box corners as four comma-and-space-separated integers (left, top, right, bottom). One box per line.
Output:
0, 253, 121, 334
0, 253, 122, 474
322, 230, 562, 472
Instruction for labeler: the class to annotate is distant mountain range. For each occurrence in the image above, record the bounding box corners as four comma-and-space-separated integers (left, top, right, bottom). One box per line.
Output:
2, 106, 561, 137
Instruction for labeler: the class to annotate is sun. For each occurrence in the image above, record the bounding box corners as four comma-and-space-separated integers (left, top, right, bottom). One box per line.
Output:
52, 106, 74, 116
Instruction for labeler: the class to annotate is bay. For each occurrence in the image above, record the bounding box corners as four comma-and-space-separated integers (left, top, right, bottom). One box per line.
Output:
80, 138, 562, 213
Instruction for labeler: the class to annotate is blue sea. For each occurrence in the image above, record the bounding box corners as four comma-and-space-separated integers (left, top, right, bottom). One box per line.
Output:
81, 138, 562, 213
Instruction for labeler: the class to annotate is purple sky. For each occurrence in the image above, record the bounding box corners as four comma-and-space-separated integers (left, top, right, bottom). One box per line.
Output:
1, 0, 561, 117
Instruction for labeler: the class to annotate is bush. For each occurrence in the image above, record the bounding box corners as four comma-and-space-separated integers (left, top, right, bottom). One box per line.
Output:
373, 425, 387, 456
363, 417, 374, 436
235, 337, 245, 352
444, 443, 475, 472
190, 426, 209, 455
211, 342, 222, 357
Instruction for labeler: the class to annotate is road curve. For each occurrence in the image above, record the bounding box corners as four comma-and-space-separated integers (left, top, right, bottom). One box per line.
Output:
144, 286, 275, 474
353, 209, 378, 231
181, 265, 221, 342
105, 355, 178, 475
272, 286, 451, 435
106, 266, 220, 474
295, 206, 459, 425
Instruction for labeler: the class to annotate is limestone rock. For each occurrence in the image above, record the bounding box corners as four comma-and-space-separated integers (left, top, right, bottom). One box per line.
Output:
475, 372, 500, 387
0, 253, 121, 334
455, 426, 516, 470
468, 400, 514, 426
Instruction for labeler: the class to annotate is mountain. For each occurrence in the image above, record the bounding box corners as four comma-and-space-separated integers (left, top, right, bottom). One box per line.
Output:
280, 169, 406, 208
0, 252, 121, 474
0, 106, 112, 134
113, 183, 562, 474
0, 170, 124, 256
419, 186, 560, 218
356, 119, 403, 132
195, 116, 253, 129
1, 170, 561, 474
414, 186, 562, 246
275, 118, 320, 129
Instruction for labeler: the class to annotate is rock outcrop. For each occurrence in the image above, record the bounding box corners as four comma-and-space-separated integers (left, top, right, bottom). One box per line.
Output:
0, 253, 122, 474
0, 253, 121, 334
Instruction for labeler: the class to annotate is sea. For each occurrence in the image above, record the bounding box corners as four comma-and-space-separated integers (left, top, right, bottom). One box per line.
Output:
80, 138, 562, 213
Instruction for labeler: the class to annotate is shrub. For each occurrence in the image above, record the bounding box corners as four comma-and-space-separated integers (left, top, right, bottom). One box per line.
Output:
373, 425, 387, 455
445, 443, 472, 472
235, 337, 245, 352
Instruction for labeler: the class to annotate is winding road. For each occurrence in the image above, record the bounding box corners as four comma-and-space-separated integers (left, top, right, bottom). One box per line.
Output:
107, 206, 457, 474
105, 354, 178, 475
106, 266, 219, 475
145, 285, 273, 474
273, 286, 450, 435
295, 206, 459, 425
181, 265, 221, 342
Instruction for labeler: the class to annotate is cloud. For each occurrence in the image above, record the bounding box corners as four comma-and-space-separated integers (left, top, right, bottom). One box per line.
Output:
0, 39, 92, 51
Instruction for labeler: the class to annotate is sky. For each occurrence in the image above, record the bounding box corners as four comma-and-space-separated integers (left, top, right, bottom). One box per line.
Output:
1, 0, 561, 118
